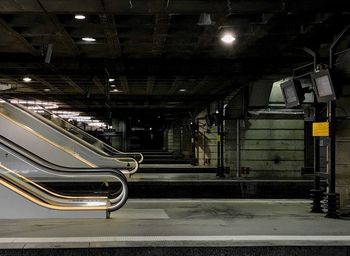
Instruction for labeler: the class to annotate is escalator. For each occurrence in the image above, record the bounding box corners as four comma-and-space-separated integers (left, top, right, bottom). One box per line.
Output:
0, 98, 139, 176
11, 99, 143, 163
0, 135, 128, 218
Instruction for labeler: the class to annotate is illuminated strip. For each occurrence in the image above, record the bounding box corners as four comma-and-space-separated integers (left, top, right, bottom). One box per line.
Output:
0, 179, 107, 211
0, 112, 96, 168
0, 163, 107, 200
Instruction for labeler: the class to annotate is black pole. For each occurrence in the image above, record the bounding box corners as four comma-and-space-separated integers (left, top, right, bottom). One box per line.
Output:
216, 101, 225, 177
311, 104, 323, 213
220, 100, 225, 174
325, 100, 338, 218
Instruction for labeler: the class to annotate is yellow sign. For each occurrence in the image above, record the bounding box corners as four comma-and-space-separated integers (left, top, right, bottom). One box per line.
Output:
312, 122, 329, 137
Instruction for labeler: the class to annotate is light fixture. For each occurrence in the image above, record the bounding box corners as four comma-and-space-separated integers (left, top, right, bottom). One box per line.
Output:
44, 88, 51, 92
75, 14, 86, 20
110, 84, 116, 88
109, 78, 115, 82
82, 37, 96, 42
23, 77, 32, 82
197, 13, 213, 26
221, 33, 236, 44
111, 89, 121, 93
280, 79, 305, 108
311, 69, 336, 103
179, 88, 187, 92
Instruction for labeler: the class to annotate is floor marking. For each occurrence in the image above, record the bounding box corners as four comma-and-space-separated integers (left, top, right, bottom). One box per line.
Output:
1, 236, 350, 243
126, 199, 310, 204
110, 209, 169, 219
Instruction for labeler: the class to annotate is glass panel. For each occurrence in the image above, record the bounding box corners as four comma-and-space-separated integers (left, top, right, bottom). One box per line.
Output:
0, 99, 139, 175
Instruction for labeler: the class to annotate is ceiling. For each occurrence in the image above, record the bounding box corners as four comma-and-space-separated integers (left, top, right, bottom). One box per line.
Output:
0, 0, 349, 123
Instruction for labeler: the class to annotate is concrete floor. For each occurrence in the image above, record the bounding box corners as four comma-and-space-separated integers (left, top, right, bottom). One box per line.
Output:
0, 199, 350, 249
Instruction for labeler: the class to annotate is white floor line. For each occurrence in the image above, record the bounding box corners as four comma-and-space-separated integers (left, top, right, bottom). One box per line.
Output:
127, 199, 310, 204
1, 236, 350, 243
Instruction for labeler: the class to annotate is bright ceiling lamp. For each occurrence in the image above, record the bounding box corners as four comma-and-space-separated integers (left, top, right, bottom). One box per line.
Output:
221, 33, 236, 44
23, 76, 32, 82
82, 37, 96, 42
75, 14, 86, 20
109, 78, 115, 82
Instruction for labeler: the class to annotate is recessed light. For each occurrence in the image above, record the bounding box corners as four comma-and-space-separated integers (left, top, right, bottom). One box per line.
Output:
82, 37, 96, 42
23, 77, 32, 82
109, 78, 115, 82
179, 88, 187, 92
111, 89, 121, 93
75, 14, 86, 20
44, 88, 51, 92
221, 33, 236, 44
110, 84, 116, 88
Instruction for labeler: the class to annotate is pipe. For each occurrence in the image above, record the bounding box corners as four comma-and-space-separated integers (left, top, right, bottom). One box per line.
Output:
329, 24, 350, 69
236, 119, 240, 177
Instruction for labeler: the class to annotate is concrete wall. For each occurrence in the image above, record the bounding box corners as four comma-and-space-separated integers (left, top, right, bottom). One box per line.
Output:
167, 125, 192, 157
196, 106, 218, 167
239, 119, 304, 178
336, 95, 350, 207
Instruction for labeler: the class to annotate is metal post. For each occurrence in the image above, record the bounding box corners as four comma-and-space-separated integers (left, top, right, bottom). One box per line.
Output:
220, 100, 225, 173
325, 100, 338, 218
236, 119, 240, 177
311, 105, 323, 213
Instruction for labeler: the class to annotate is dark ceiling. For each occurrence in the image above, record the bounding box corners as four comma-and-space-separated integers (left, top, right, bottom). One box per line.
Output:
0, 0, 349, 122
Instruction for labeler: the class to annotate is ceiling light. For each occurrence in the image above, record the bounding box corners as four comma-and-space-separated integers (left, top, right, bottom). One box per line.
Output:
23, 77, 32, 82
44, 88, 51, 92
197, 13, 213, 26
111, 89, 122, 93
82, 37, 96, 42
221, 33, 236, 44
109, 78, 115, 82
75, 14, 86, 20
179, 88, 187, 92
110, 84, 116, 88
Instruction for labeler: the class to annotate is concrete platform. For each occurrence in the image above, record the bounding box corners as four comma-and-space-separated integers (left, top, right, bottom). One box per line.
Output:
0, 199, 349, 254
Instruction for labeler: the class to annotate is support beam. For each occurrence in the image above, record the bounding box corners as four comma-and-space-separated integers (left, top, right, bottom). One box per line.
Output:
146, 76, 156, 95
47, 65, 85, 94
0, 18, 39, 56
119, 76, 130, 95
151, 0, 171, 57
27, 74, 64, 94
36, 0, 79, 57
99, 0, 122, 58
92, 76, 105, 94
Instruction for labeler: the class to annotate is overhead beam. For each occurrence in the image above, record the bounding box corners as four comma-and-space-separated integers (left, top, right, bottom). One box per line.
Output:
99, 0, 122, 58
119, 76, 130, 95
0, 18, 39, 56
92, 76, 105, 94
36, 0, 79, 57
151, 0, 171, 57
47, 64, 85, 94
26, 74, 64, 94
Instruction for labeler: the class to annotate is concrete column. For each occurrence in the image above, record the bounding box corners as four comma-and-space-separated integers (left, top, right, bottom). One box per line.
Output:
112, 118, 127, 151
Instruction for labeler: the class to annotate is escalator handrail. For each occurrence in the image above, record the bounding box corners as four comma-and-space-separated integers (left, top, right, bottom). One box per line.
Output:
0, 135, 128, 212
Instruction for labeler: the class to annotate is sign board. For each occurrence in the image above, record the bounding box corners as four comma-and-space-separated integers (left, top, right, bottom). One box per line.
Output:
312, 122, 329, 137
